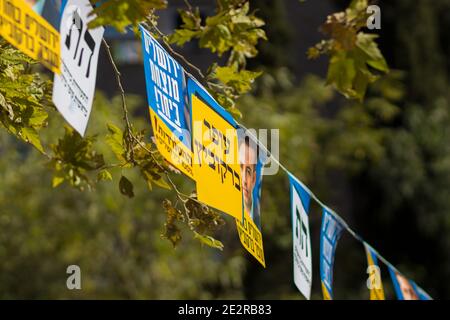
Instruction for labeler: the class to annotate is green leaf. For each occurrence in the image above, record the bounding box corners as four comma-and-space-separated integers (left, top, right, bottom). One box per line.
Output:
214, 65, 261, 94
356, 33, 389, 72
49, 126, 105, 191
309, 0, 388, 101
179, 8, 201, 29
327, 52, 356, 97
52, 175, 65, 188
169, 29, 199, 46
106, 123, 126, 163
143, 170, 171, 190
97, 169, 113, 181
27, 107, 48, 128
119, 175, 134, 198
21, 127, 45, 153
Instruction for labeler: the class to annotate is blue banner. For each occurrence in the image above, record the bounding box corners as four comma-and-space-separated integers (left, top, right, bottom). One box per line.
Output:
320, 208, 344, 300
140, 25, 191, 148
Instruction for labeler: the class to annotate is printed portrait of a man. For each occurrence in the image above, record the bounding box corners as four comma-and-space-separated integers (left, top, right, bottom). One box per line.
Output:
239, 133, 264, 230
396, 273, 419, 300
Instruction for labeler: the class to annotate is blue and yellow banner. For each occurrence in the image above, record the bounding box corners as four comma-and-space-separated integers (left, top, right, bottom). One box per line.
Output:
320, 208, 344, 300
364, 244, 385, 300
140, 26, 265, 266
140, 25, 194, 179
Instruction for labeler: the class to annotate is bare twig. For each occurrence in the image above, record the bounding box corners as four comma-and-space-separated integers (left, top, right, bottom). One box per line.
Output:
102, 38, 136, 164
183, 0, 193, 12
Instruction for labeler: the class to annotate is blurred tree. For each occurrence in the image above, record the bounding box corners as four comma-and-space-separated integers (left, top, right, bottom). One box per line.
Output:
0, 93, 247, 299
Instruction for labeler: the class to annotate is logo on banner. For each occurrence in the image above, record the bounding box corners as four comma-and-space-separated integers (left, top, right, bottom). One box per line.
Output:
289, 174, 312, 299
52, 0, 104, 136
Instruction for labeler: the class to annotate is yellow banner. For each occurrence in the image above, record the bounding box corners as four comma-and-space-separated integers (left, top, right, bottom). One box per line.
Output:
322, 282, 332, 300
0, 0, 60, 73
366, 246, 385, 300
191, 94, 243, 220
236, 211, 265, 267
150, 108, 195, 179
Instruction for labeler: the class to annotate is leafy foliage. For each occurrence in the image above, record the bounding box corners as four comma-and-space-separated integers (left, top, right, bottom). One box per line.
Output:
49, 126, 105, 190
168, 0, 266, 116
206, 64, 261, 117
0, 40, 52, 153
0, 120, 246, 299
170, 1, 265, 62
89, 0, 167, 32
308, 0, 388, 101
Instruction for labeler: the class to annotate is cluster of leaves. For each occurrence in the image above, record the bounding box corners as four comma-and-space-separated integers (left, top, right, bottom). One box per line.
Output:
206, 63, 261, 118
0, 126, 246, 299
322, 71, 404, 173
104, 117, 228, 249
0, 40, 52, 154
49, 126, 105, 191
168, 0, 266, 117
170, 0, 265, 63
162, 196, 225, 250
105, 122, 171, 193
89, 0, 167, 32
308, 0, 388, 101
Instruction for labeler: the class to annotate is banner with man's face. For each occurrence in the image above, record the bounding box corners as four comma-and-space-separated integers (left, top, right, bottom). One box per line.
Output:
186, 75, 267, 266
140, 31, 266, 265
235, 129, 267, 267
388, 266, 432, 300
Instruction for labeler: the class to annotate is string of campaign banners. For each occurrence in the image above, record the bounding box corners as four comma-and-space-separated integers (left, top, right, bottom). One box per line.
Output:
142, 24, 434, 300
0, 0, 433, 300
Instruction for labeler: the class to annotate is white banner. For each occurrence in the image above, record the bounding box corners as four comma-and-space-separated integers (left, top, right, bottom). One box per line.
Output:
53, 0, 104, 136
289, 174, 312, 300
